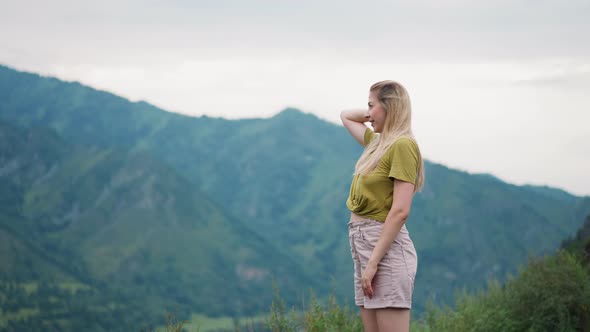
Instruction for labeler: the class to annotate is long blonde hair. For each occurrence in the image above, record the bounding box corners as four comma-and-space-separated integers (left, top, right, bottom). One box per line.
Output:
354, 80, 425, 192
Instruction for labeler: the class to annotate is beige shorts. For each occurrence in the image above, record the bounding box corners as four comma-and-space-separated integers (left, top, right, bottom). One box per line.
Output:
348, 218, 417, 309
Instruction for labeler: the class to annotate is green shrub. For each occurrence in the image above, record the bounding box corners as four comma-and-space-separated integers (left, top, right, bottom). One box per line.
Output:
264, 250, 590, 332
506, 251, 590, 331
422, 251, 590, 332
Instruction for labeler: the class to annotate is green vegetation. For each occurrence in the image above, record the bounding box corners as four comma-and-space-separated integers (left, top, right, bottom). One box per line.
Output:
417, 250, 590, 331
169, 313, 266, 332
265, 216, 590, 332
265, 289, 363, 332
416, 215, 590, 331
264, 250, 590, 332
0, 280, 149, 331
0, 119, 308, 330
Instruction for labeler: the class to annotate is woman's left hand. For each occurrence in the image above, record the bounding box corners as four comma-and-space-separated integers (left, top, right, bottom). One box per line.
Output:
361, 263, 378, 298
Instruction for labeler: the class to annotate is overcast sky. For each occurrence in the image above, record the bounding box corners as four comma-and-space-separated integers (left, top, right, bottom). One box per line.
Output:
1, 0, 589, 196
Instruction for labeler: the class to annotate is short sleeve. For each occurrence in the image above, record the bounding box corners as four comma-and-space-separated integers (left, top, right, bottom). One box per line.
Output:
364, 127, 376, 146
387, 138, 419, 184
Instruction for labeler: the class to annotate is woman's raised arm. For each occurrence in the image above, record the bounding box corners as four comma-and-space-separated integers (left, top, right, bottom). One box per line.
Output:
340, 109, 369, 146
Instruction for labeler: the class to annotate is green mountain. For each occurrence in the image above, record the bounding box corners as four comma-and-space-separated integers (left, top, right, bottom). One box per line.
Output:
1, 63, 589, 329
0, 119, 313, 330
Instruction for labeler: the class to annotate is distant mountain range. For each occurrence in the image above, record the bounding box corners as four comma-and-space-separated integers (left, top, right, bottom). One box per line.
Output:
1, 64, 589, 331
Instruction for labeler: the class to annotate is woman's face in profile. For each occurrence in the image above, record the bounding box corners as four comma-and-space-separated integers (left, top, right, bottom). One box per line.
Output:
367, 91, 386, 133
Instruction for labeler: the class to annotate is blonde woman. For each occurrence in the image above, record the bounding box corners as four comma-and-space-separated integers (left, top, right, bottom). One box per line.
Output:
341, 80, 424, 332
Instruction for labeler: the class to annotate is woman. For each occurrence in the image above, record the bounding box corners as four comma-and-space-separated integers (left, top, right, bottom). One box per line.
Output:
340, 80, 424, 332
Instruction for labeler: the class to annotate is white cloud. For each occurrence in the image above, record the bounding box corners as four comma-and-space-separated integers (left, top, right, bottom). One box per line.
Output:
0, 0, 589, 195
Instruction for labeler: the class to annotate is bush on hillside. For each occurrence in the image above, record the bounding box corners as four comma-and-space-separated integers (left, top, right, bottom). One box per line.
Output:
420, 250, 590, 332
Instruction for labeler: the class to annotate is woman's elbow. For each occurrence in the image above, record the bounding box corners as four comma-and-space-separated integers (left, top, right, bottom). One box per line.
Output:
339, 111, 348, 122
391, 207, 411, 223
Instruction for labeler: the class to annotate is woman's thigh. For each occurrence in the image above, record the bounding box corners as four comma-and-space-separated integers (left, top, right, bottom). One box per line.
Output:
376, 308, 410, 332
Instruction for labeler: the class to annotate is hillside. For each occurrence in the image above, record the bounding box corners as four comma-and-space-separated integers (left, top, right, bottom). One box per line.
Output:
0, 120, 314, 330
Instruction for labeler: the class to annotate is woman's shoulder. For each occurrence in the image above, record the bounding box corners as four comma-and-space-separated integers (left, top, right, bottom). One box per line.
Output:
392, 136, 419, 149
364, 127, 377, 146
384, 136, 420, 160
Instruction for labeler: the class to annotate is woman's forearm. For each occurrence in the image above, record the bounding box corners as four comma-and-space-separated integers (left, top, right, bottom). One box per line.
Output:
341, 110, 370, 145
340, 109, 368, 123
367, 209, 407, 267
368, 180, 414, 268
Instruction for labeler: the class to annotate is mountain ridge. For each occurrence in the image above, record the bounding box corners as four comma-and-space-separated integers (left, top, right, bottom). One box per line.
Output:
0, 119, 315, 318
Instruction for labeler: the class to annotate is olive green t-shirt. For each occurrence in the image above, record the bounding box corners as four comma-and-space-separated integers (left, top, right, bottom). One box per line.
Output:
346, 128, 421, 222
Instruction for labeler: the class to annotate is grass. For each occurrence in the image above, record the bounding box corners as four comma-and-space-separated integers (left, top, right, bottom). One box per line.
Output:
150, 286, 423, 332
148, 307, 266, 332
187, 314, 266, 332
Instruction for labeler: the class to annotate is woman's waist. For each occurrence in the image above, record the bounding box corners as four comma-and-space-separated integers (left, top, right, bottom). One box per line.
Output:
348, 212, 408, 232
350, 211, 371, 223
